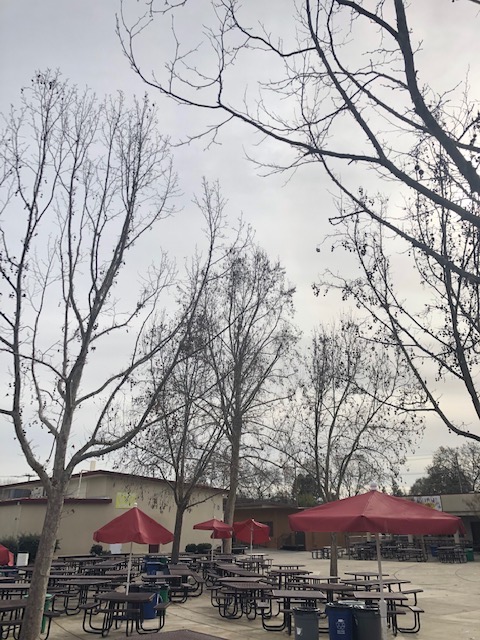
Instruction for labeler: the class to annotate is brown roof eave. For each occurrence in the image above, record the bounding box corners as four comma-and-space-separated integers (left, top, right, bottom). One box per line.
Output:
0, 497, 112, 506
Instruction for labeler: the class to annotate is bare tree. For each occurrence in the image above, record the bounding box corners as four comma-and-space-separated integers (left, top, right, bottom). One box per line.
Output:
120, 0, 480, 443
119, 200, 233, 561
199, 245, 299, 551
0, 72, 223, 640
273, 317, 423, 573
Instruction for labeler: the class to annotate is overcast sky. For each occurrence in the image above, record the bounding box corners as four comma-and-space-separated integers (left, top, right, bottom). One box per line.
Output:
0, 0, 479, 486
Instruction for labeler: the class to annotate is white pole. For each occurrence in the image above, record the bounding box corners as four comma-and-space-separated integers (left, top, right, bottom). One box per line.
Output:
375, 533, 388, 640
250, 525, 253, 553
126, 541, 133, 595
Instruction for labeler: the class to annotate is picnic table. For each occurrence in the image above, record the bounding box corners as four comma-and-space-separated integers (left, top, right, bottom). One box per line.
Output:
214, 580, 273, 620
350, 591, 410, 635
0, 583, 30, 599
113, 631, 226, 640
82, 590, 157, 636
396, 547, 427, 562
437, 546, 466, 563
268, 568, 311, 588
56, 578, 113, 614
264, 589, 326, 633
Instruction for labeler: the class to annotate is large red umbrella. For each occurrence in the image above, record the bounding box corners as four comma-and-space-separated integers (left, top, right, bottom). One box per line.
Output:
93, 506, 174, 591
233, 518, 270, 552
0, 544, 14, 566
289, 488, 465, 640
288, 489, 465, 535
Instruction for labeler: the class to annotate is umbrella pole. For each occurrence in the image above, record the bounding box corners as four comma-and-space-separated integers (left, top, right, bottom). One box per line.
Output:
375, 533, 387, 640
250, 526, 253, 554
126, 541, 133, 595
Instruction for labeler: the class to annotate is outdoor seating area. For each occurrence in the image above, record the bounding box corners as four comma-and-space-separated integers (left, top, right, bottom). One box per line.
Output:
2, 547, 479, 640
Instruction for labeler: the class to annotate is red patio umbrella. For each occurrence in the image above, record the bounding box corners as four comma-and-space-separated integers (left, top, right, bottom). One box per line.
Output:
193, 518, 233, 539
0, 544, 14, 566
233, 518, 270, 552
289, 487, 465, 640
288, 489, 465, 536
93, 506, 174, 592
193, 519, 233, 559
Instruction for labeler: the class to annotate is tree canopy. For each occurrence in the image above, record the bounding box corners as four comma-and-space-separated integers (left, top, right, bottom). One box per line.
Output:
410, 444, 480, 495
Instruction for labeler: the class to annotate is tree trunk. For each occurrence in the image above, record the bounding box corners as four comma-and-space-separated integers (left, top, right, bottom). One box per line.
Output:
19, 487, 65, 640
223, 430, 242, 553
170, 505, 185, 563
329, 532, 338, 578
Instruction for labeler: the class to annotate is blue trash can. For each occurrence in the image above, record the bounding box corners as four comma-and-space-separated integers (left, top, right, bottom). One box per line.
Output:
326, 603, 354, 640
130, 585, 158, 620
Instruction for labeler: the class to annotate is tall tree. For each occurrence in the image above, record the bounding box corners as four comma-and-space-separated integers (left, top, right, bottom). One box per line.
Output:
121, 0, 480, 443
273, 318, 422, 573
119, 186, 234, 561
201, 245, 299, 551
0, 73, 222, 640
410, 444, 480, 494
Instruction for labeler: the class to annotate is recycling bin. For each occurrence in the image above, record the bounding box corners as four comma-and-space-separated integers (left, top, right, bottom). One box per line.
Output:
129, 585, 158, 620
293, 607, 319, 640
354, 607, 382, 640
465, 548, 474, 561
429, 545, 438, 558
326, 603, 354, 640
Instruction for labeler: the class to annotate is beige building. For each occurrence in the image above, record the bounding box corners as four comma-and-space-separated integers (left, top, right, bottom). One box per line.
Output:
0, 470, 227, 556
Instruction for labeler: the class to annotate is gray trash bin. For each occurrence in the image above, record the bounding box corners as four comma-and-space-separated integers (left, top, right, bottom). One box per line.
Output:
354, 607, 382, 640
294, 607, 319, 640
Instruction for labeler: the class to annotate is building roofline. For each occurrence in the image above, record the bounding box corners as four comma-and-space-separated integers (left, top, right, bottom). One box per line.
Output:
0, 497, 112, 506
0, 469, 227, 493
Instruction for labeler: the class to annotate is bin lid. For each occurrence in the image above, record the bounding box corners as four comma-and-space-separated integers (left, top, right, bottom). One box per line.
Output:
294, 607, 319, 613
353, 607, 381, 617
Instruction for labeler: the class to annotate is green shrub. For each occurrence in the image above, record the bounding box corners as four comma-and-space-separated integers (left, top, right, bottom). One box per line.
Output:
90, 544, 104, 556
185, 543, 197, 553
196, 543, 212, 553
17, 533, 41, 562
0, 534, 59, 563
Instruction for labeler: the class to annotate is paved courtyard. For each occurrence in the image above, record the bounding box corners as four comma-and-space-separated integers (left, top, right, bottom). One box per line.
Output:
46, 549, 480, 640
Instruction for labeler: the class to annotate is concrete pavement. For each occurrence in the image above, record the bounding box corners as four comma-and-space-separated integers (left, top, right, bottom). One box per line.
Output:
46, 549, 480, 640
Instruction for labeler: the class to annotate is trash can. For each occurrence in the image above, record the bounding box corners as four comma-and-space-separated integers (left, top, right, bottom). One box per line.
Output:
465, 548, 474, 561
430, 545, 438, 558
41, 594, 54, 634
354, 607, 382, 640
293, 607, 319, 640
326, 603, 354, 640
157, 583, 169, 603
130, 585, 158, 620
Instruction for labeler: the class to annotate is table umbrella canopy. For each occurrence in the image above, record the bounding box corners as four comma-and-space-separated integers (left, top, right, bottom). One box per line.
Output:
193, 518, 233, 540
0, 544, 14, 566
93, 506, 174, 545
289, 487, 464, 640
233, 518, 270, 545
288, 490, 465, 535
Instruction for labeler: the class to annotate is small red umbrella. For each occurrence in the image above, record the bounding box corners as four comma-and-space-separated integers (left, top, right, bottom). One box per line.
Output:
193, 518, 233, 539
0, 544, 14, 566
193, 519, 233, 559
93, 506, 174, 591
233, 518, 270, 552
289, 487, 465, 640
